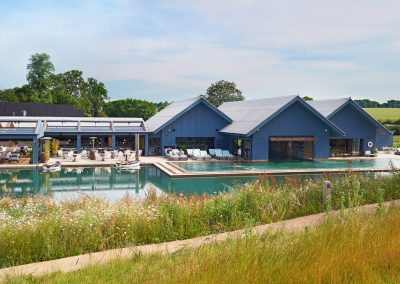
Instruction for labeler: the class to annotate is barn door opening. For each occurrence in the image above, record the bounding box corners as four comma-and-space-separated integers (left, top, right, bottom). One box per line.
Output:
269, 136, 314, 161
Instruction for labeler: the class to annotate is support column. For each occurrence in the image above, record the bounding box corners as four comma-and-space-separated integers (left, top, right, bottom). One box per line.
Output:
144, 134, 148, 157
76, 135, 82, 153
32, 137, 39, 164
135, 133, 140, 161
111, 135, 116, 151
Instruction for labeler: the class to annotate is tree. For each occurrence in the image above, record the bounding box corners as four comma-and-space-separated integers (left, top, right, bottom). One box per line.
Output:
354, 99, 380, 108
204, 80, 244, 107
303, 96, 313, 101
86, 78, 109, 116
154, 101, 171, 111
62, 70, 92, 115
104, 99, 157, 120
26, 53, 54, 101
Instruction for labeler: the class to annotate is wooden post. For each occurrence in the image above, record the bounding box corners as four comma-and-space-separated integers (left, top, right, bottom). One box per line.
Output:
323, 181, 332, 202
135, 133, 140, 161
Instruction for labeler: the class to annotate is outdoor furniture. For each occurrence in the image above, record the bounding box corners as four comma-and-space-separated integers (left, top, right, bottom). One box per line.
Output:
186, 149, 194, 158
395, 148, 400, 155
222, 150, 235, 159
200, 150, 211, 160
192, 149, 203, 160
208, 149, 216, 157
364, 150, 375, 157
8, 152, 20, 162
214, 149, 225, 159
166, 149, 188, 161
0, 151, 10, 162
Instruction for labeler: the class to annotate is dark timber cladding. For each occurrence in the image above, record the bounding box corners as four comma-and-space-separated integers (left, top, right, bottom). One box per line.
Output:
218, 96, 345, 160
145, 96, 232, 155
0, 102, 84, 117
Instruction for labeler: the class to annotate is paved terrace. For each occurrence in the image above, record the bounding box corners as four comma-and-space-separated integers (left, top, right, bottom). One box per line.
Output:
0, 153, 398, 178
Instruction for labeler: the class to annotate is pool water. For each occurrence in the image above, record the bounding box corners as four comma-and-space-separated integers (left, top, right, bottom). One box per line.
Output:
0, 166, 274, 201
176, 158, 400, 172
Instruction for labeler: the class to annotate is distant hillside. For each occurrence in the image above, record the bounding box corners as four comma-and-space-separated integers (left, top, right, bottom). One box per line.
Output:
364, 108, 400, 122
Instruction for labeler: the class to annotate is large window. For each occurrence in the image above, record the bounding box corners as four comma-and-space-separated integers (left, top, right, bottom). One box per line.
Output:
330, 139, 361, 157
176, 137, 214, 150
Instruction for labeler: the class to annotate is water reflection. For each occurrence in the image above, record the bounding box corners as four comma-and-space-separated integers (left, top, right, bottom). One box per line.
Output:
0, 166, 263, 201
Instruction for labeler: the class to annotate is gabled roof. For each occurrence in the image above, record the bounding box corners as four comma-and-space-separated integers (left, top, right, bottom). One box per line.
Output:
307, 98, 392, 135
218, 96, 345, 136
306, 98, 351, 117
145, 96, 232, 133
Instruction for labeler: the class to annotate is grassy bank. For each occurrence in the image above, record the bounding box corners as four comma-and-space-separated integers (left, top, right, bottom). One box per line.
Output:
1, 171, 400, 268
7, 207, 400, 283
364, 107, 400, 123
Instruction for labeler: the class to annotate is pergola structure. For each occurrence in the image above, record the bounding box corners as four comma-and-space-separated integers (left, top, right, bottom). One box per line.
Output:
0, 117, 147, 164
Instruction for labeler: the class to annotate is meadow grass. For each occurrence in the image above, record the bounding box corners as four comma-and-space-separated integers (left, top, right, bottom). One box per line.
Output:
7, 207, 400, 284
364, 107, 400, 123
393, 135, 400, 147
0, 171, 400, 268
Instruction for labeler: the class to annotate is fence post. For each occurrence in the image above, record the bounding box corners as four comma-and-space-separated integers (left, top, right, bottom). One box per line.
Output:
323, 181, 332, 203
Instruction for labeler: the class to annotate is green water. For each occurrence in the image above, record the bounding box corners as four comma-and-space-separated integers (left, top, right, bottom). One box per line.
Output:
176, 158, 399, 172
0, 166, 268, 201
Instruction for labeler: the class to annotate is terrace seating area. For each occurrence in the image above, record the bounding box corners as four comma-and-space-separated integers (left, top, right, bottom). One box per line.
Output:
55, 148, 143, 163
165, 148, 236, 161
0, 145, 30, 163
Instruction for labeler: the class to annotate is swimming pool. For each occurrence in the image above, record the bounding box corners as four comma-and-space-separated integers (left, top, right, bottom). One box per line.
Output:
0, 166, 294, 201
175, 158, 400, 172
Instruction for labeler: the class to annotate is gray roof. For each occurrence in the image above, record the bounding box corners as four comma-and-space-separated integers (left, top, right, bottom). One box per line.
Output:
145, 96, 231, 133
218, 96, 297, 135
306, 98, 350, 117
308, 98, 392, 135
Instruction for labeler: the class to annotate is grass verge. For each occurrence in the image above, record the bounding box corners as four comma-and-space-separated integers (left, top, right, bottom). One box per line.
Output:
1, 171, 400, 268
7, 206, 400, 283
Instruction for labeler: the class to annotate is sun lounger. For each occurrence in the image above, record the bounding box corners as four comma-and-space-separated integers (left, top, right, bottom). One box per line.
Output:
186, 149, 194, 157
166, 149, 188, 161
214, 149, 225, 159
222, 150, 235, 159
191, 149, 203, 160
395, 148, 400, 155
208, 149, 216, 157
200, 150, 211, 160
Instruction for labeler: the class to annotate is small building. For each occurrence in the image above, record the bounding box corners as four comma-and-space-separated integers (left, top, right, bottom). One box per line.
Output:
145, 97, 232, 155
0, 117, 147, 163
0, 102, 84, 117
307, 98, 393, 156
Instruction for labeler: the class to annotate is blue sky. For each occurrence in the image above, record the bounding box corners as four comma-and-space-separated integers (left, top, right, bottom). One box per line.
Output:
0, 0, 399, 102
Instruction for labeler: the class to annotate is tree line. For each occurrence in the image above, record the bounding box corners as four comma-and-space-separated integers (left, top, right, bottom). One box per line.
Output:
0, 54, 244, 120
354, 99, 400, 108
0, 53, 172, 119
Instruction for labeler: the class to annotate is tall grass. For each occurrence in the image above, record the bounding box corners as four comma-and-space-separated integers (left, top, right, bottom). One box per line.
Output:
0, 171, 400, 268
8, 207, 400, 284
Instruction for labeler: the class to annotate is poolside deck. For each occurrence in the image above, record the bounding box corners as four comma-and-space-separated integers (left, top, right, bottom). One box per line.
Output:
0, 153, 398, 178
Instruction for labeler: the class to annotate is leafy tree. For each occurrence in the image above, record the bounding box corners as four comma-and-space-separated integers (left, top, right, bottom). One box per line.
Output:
354, 99, 381, 108
0, 88, 18, 102
154, 101, 171, 111
303, 96, 313, 101
62, 70, 92, 115
204, 80, 244, 107
26, 53, 54, 101
104, 99, 157, 120
86, 78, 109, 116
382, 100, 400, 108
